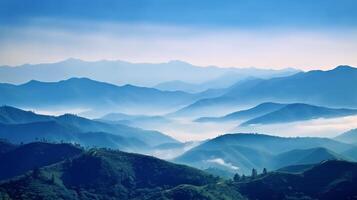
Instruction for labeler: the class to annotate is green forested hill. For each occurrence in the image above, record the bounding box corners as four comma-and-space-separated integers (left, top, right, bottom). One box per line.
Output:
0, 148, 219, 200
0, 142, 356, 200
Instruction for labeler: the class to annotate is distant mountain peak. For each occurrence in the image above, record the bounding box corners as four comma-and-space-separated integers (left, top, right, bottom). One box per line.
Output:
22, 79, 44, 86
61, 57, 84, 63
64, 77, 95, 83
167, 60, 192, 65
0, 105, 27, 114
333, 65, 355, 71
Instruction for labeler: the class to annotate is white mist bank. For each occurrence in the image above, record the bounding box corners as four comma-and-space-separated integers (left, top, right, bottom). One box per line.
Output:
234, 115, 357, 139
24, 106, 357, 142
151, 116, 357, 142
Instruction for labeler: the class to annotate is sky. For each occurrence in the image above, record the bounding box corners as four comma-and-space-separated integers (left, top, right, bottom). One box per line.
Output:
1, 0, 357, 70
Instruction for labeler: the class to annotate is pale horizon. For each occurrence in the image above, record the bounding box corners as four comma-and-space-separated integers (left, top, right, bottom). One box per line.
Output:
1, 0, 357, 70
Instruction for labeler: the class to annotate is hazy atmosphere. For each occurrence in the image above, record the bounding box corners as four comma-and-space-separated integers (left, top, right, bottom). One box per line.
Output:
1, 0, 357, 69
1, 1, 357, 200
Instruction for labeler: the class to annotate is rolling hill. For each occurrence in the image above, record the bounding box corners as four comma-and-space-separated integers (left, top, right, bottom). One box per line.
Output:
98, 112, 171, 128
174, 65, 357, 117
0, 106, 178, 151
0, 142, 83, 181
0, 106, 53, 124
0, 139, 16, 155
334, 128, 357, 144
195, 102, 286, 122
236, 160, 357, 200
272, 147, 345, 168
0, 141, 356, 200
0, 78, 198, 115
0, 148, 219, 200
240, 103, 357, 126
174, 133, 352, 174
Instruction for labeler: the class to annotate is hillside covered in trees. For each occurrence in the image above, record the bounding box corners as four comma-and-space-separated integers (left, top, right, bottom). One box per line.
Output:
0, 141, 356, 200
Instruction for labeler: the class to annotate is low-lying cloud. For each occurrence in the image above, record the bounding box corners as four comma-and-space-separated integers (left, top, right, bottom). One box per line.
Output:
207, 158, 239, 170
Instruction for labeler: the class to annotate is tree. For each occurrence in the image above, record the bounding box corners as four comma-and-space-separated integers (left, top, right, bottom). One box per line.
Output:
251, 168, 258, 179
263, 168, 268, 175
241, 175, 246, 181
233, 173, 240, 182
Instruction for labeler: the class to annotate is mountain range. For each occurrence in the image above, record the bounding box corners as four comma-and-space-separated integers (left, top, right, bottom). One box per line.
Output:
0, 142, 83, 181
1, 65, 356, 119
0, 58, 299, 88
173, 65, 357, 117
240, 103, 357, 126
0, 106, 178, 152
0, 142, 220, 200
195, 102, 288, 122
196, 102, 357, 127
0, 78, 202, 116
174, 133, 355, 175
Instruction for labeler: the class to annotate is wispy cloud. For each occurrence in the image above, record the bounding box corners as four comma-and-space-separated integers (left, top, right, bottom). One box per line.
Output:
207, 158, 239, 170
1, 20, 357, 69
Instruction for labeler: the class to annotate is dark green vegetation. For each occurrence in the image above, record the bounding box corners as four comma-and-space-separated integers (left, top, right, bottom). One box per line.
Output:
235, 160, 357, 200
0, 106, 178, 151
0, 141, 356, 200
0, 139, 15, 155
0, 142, 83, 181
0, 141, 221, 200
175, 133, 355, 175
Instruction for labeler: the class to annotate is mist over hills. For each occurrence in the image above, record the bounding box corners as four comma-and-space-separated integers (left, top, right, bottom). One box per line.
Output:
0, 140, 356, 200
174, 133, 355, 175
335, 128, 357, 144
0, 78, 202, 116
0, 106, 177, 152
0, 58, 299, 88
0, 60, 356, 199
195, 102, 287, 122
0, 143, 220, 200
240, 103, 357, 126
175, 65, 357, 117
2, 0, 357, 197
196, 102, 357, 125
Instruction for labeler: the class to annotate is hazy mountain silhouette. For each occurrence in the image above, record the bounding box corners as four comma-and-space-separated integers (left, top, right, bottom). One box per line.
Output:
335, 128, 357, 144
0, 106, 53, 124
98, 112, 171, 128
174, 133, 353, 174
0, 106, 177, 150
0, 58, 299, 87
0, 78, 199, 115
195, 102, 286, 122
174, 65, 357, 117
240, 103, 357, 126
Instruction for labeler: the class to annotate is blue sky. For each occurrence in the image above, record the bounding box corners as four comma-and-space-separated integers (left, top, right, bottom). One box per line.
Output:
1, 0, 357, 69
